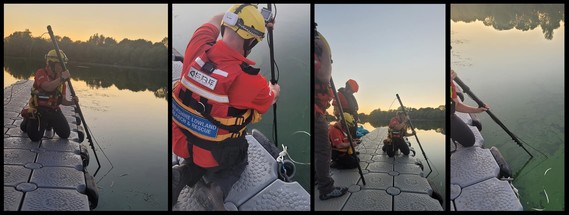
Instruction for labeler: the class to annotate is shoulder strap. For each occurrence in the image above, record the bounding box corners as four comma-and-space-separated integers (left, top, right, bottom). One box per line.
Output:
240, 62, 260, 75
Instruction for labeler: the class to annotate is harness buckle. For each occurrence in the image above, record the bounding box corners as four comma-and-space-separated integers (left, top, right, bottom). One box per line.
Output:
202, 62, 216, 74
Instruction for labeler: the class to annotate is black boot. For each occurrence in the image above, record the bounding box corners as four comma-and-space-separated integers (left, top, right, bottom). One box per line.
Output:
206, 182, 226, 211
171, 163, 190, 207
171, 159, 207, 207
20, 117, 28, 132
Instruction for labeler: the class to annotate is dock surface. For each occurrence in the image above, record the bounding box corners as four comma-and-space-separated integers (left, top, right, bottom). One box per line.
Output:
172, 133, 310, 211
314, 127, 443, 211
4, 80, 95, 211
450, 111, 523, 211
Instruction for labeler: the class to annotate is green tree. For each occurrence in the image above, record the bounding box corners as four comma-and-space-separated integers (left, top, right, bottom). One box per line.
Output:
4, 30, 167, 69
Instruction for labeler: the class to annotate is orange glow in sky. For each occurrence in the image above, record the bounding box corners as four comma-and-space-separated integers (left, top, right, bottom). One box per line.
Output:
4, 4, 167, 43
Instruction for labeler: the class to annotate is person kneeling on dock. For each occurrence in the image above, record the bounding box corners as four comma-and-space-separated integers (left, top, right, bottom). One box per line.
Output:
329, 113, 360, 170
384, 111, 413, 157
20, 49, 78, 142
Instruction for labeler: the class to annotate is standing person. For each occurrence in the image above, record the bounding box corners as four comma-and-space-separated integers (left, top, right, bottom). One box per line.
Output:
20, 49, 78, 142
171, 4, 280, 209
314, 26, 348, 200
386, 111, 412, 157
329, 113, 359, 170
333, 79, 359, 138
450, 69, 489, 147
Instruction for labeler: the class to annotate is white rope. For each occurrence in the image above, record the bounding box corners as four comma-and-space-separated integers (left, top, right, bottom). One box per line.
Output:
4, 80, 29, 106
276, 145, 310, 165
506, 178, 520, 199
544, 167, 552, 175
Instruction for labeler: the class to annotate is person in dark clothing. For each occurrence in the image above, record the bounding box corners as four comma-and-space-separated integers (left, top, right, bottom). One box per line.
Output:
314, 26, 348, 201
333, 79, 360, 138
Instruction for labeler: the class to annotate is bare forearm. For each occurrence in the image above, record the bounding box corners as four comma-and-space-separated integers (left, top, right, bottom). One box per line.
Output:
455, 100, 479, 113
62, 99, 73, 106
338, 141, 355, 149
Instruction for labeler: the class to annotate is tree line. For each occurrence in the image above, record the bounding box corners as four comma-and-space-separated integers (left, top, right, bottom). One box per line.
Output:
325, 105, 445, 128
363, 105, 445, 127
4, 29, 167, 69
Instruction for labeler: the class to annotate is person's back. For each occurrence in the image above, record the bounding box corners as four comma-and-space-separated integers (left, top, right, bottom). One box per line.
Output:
171, 4, 280, 208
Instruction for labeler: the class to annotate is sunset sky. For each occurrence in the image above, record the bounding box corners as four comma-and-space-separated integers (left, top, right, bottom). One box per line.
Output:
4, 4, 167, 43
316, 4, 445, 114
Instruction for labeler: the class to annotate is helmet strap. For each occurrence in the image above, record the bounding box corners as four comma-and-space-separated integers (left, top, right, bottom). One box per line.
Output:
248, 38, 258, 50
243, 39, 249, 57
243, 38, 257, 57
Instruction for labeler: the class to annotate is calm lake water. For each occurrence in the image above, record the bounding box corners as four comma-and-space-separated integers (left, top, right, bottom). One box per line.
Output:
173, 4, 311, 192
363, 121, 446, 207
451, 4, 564, 211
4, 58, 168, 211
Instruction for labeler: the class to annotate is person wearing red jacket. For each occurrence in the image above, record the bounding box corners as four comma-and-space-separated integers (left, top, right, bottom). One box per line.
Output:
328, 113, 359, 169
332, 79, 359, 139
386, 111, 412, 157
20, 49, 78, 141
171, 4, 280, 209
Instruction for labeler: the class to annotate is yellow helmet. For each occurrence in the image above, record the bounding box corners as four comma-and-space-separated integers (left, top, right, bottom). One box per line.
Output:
343, 113, 355, 127
46, 49, 69, 64
222, 4, 266, 42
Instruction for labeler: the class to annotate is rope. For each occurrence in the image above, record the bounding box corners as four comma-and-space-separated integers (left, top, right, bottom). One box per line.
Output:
4, 81, 29, 106
387, 97, 397, 111
4, 85, 15, 106
91, 123, 114, 183
292, 130, 310, 136
276, 145, 310, 165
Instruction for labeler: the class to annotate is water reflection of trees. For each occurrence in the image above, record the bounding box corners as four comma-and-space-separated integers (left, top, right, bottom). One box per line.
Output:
451, 4, 564, 40
4, 58, 167, 100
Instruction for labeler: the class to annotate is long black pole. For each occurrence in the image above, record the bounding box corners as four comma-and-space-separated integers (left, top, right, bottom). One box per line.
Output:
47, 25, 102, 174
396, 94, 433, 177
331, 78, 366, 185
453, 77, 533, 158
267, 4, 278, 147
